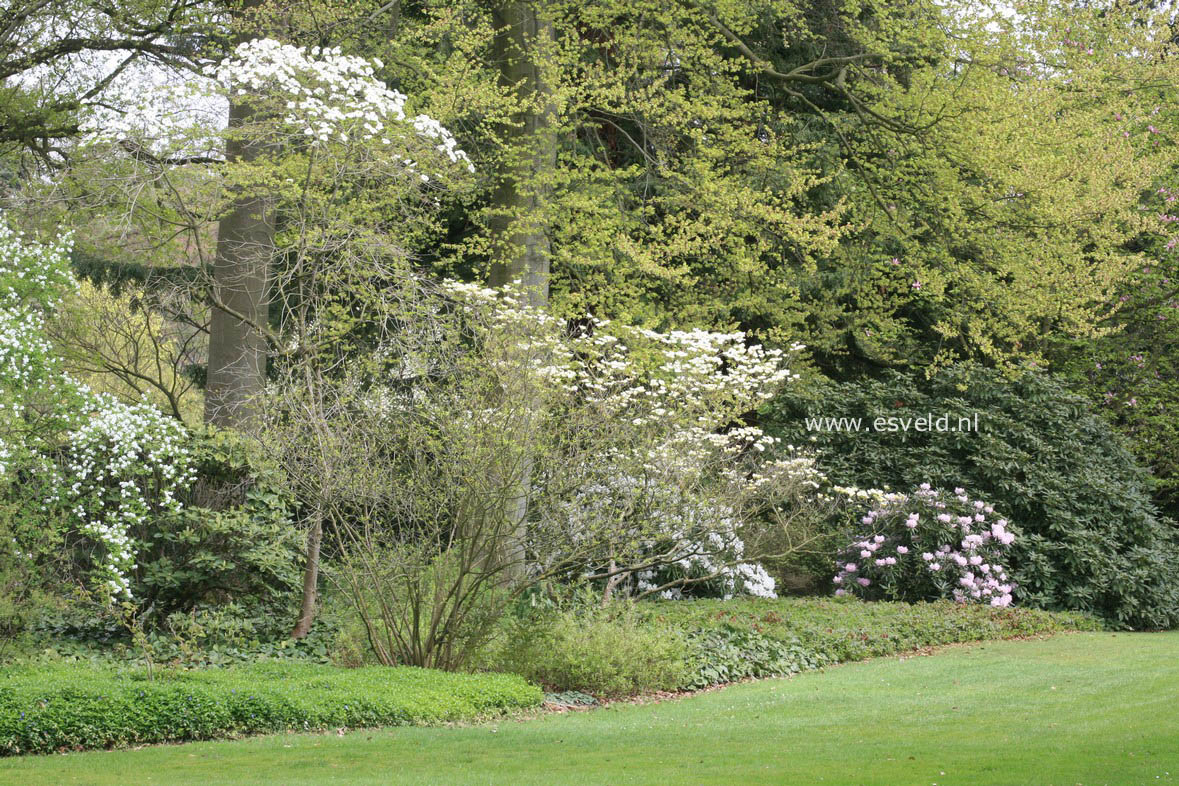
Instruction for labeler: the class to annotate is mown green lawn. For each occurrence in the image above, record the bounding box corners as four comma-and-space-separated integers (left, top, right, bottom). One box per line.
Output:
3, 632, 1176, 785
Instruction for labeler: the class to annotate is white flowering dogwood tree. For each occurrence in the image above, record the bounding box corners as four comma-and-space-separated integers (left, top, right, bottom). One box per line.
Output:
47, 38, 478, 429
517, 309, 819, 602
9, 35, 478, 617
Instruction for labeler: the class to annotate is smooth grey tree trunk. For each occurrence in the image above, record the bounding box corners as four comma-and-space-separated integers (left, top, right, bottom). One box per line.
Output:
487, 2, 557, 578
204, 2, 273, 429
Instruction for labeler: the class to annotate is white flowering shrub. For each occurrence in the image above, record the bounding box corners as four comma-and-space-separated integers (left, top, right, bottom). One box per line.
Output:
0, 221, 193, 603
262, 272, 831, 665
439, 283, 827, 601
53, 396, 192, 600
551, 473, 779, 601
0, 224, 78, 471
833, 484, 1017, 607
637, 530, 780, 601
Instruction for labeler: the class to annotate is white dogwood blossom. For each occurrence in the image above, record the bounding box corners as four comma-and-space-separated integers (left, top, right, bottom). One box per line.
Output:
81, 38, 473, 178
213, 39, 473, 171
440, 281, 823, 599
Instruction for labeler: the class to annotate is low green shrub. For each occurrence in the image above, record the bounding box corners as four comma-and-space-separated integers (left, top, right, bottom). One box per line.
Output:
0, 419, 302, 653
25, 601, 336, 670
0, 512, 59, 662
135, 426, 303, 621
0, 662, 541, 755
478, 605, 688, 698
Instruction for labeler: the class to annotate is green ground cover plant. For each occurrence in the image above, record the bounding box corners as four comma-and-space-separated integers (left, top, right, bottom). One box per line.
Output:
656, 597, 1101, 688
0, 662, 541, 755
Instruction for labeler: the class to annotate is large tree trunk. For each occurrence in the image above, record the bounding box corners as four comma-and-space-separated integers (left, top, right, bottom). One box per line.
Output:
205, 0, 274, 429
486, 2, 557, 578
204, 99, 272, 428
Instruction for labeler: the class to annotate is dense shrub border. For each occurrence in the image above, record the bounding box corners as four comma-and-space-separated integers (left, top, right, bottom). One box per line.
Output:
768, 366, 1179, 629
638, 597, 1102, 689
0, 662, 541, 756
478, 597, 1101, 697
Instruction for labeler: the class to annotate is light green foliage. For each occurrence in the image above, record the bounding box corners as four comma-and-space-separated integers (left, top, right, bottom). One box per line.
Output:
1050, 178, 1179, 520
380, 0, 851, 328
14, 0, 1179, 375
477, 603, 689, 697
476, 595, 1095, 696
802, 0, 1172, 372
300, 0, 1179, 374
48, 280, 204, 425
680, 625, 825, 689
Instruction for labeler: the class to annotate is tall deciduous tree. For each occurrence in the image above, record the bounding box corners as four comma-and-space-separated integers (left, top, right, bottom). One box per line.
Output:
486, 2, 556, 306
204, 0, 277, 428
348, 0, 1177, 376
484, 1, 558, 576
203, 93, 273, 427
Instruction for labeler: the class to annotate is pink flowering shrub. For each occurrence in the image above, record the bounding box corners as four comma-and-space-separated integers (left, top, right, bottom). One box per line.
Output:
833, 484, 1017, 607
